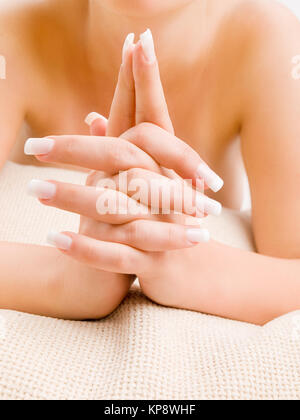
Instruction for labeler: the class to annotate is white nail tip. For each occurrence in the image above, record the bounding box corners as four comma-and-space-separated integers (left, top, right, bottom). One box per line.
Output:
24, 138, 54, 156
27, 180, 56, 200
196, 163, 224, 193
186, 229, 210, 244
196, 194, 222, 217
140, 29, 156, 63
122, 33, 135, 62
47, 232, 72, 251
84, 112, 108, 127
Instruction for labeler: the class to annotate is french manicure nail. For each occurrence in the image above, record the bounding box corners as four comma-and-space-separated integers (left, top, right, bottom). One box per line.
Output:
196, 163, 224, 193
140, 29, 156, 64
27, 180, 56, 200
24, 138, 54, 156
84, 112, 108, 127
122, 33, 135, 63
47, 232, 72, 251
186, 228, 210, 244
196, 194, 222, 217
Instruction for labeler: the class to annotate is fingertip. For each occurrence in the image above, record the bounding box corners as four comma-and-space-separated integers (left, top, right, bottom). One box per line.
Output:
47, 231, 74, 251
27, 179, 56, 200
90, 118, 108, 136
126, 42, 136, 61
85, 112, 108, 136
133, 40, 154, 66
122, 33, 135, 63
139, 28, 156, 64
24, 137, 54, 157
85, 112, 108, 127
186, 228, 211, 244
196, 163, 224, 193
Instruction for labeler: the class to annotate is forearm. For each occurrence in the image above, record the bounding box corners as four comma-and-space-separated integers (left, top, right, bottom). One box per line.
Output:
0, 241, 62, 316
188, 242, 300, 325
0, 241, 132, 319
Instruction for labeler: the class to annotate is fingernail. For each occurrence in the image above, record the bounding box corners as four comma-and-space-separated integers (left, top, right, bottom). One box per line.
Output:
186, 228, 210, 244
196, 163, 224, 193
24, 138, 54, 155
27, 180, 56, 199
196, 194, 222, 217
47, 232, 72, 251
140, 29, 156, 64
122, 33, 135, 63
84, 112, 108, 127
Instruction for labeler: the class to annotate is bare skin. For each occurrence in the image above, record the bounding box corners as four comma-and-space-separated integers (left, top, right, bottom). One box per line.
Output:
1, 0, 300, 324
4, 0, 245, 206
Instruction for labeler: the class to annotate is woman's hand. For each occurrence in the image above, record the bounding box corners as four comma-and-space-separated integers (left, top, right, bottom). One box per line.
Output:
25, 30, 223, 318
24, 34, 142, 320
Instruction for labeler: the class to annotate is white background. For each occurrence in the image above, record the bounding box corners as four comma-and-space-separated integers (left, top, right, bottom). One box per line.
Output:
279, 0, 300, 18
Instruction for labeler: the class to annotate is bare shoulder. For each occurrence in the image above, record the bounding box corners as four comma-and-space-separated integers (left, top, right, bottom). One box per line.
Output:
0, 0, 79, 86
0, 1, 48, 92
216, 0, 300, 114
216, 0, 300, 55
231, 0, 300, 42
0, 1, 44, 123
0, 1, 45, 58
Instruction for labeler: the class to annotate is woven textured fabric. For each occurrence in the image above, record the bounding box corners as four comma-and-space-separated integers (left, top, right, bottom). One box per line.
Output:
0, 162, 299, 400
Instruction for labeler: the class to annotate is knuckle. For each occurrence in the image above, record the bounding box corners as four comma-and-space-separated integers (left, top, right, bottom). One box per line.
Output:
126, 168, 143, 183
109, 142, 128, 169
86, 171, 98, 187
79, 218, 100, 237
83, 241, 99, 263
180, 144, 199, 168
132, 122, 152, 146
126, 221, 142, 243
114, 248, 131, 272
64, 137, 76, 159
111, 243, 139, 274
86, 171, 109, 188
126, 220, 151, 245
166, 224, 177, 244
119, 141, 140, 169
137, 121, 152, 132
65, 183, 81, 202
79, 217, 89, 234
181, 144, 193, 161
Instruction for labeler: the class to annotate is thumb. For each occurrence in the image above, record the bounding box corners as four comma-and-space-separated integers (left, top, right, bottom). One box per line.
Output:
85, 112, 108, 136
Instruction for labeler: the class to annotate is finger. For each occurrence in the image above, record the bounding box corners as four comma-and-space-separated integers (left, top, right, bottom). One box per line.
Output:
46, 231, 150, 275
133, 30, 174, 134
28, 179, 200, 226
84, 112, 108, 136
27, 179, 163, 225
108, 168, 222, 217
80, 220, 210, 252
24, 135, 160, 174
121, 123, 224, 193
106, 33, 136, 137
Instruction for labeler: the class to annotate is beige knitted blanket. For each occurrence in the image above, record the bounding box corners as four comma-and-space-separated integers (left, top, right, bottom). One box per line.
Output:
0, 162, 299, 400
